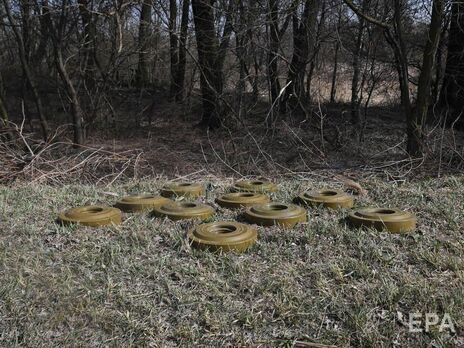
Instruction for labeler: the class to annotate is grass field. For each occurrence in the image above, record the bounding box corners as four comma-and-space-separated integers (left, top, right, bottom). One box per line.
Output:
0, 175, 463, 347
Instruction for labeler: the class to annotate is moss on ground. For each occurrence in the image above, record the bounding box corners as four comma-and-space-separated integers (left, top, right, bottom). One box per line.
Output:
0, 175, 463, 347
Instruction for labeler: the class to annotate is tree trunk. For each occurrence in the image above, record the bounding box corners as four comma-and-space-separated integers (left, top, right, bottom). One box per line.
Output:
20, 0, 32, 62
169, 0, 179, 99
384, 0, 412, 151
350, 2, 366, 125
431, 15, 447, 104
0, 94, 8, 129
43, 0, 85, 145
342, 0, 444, 155
174, 0, 190, 101
329, 7, 343, 104
78, 0, 97, 89
191, 0, 222, 128
439, 2, 464, 130
0, 72, 10, 137
216, 0, 234, 77
136, 0, 152, 87
408, 0, 444, 155
32, 0, 51, 65
55, 47, 85, 145
2, 0, 49, 140
268, 0, 281, 109
306, 0, 325, 102
281, 0, 320, 115
330, 40, 340, 103
167, 0, 190, 101
236, 0, 248, 113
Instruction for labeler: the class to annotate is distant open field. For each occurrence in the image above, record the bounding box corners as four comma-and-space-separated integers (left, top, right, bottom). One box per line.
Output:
0, 175, 462, 347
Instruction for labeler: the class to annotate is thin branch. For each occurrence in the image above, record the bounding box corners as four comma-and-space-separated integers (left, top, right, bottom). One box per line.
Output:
342, 0, 390, 29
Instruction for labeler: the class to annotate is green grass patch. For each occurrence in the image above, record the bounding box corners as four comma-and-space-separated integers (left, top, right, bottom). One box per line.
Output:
0, 176, 463, 346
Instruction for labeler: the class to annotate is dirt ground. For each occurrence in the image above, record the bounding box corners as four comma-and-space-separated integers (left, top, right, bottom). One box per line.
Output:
3, 85, 463, 185
74, 92, 463, 183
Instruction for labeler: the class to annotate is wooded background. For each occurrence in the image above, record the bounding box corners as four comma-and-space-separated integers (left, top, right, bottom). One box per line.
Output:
0, 0, 463, 167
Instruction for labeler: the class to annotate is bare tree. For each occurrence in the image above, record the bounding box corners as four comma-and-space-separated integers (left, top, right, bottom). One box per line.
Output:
306, 0, 326, 102
350, 0, 369, 125
0, 0, 457, 163
169, 0, 179, 98
175, 0, 190, 101
409, 0, 444, 154
136, 0, 152, 87
267, 0, 292, 114
169, 0, 190, 100
343, 0, 444, 156
329, 5, 343, 103
43, 0, 85, 145
2, 0, 49, 140
191, 0, 232, 128
281, 0, 320, 115
78, 0, 98, 89
0, 70, 9, 134
439, 1, 464, 130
